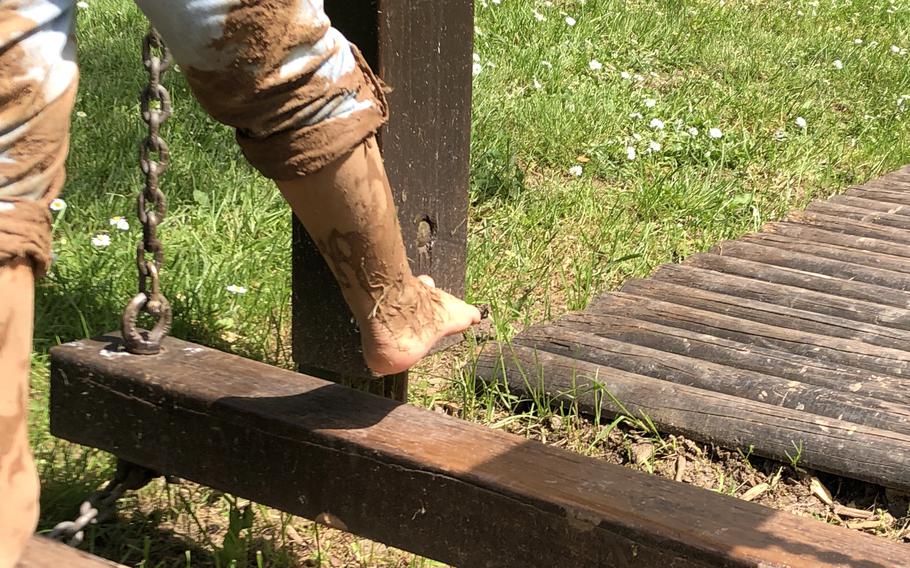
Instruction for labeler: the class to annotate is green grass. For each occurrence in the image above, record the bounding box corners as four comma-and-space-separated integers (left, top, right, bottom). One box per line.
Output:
28, 0, 910, 565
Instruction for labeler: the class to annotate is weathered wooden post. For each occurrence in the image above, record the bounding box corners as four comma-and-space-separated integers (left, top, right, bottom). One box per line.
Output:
292, 1, 473, 400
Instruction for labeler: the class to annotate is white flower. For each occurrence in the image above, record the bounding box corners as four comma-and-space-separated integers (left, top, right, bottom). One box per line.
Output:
632, 132, 643, 141
892, 45, 901, 54
565, 16, 577, 26
76, 1, 89, 8
226, 284, 248, 295
109, 216, 130, 231
472, 63, 483, 77
568, 165, 583, 177
687, 126, 699, 137
533, 77, 543, 90
832, 59, 843, 70
75, 110, 87, 118
708, 127, 723, 139
795, 116, 807, 129
625, 146, 637, 160
472, 53, 481, 62
541, 60, 553, 68
633, 74, 644, 82
533, 10, 546, 21
854, 38, 863, 45
648, 141, 662, 152
620, 71, 632, 80
49, 198, 67, 212
773, 128, 787, 141
91, 233, 111, 248
628, 112, 643, 119
589, 59, 603, 71
643, 98, 657, 108
649, 118, 665, 130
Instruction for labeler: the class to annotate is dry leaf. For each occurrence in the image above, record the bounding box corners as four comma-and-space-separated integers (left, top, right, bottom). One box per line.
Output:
741, 483, 770, 502
576, 155, 590, 163
674, 455, 686, 482
833, 505, 874, 519
810, 477, 834, 506
845, 520, 882, 531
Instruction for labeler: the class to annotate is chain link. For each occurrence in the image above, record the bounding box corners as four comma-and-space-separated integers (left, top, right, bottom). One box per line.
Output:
48, 460, 159, 546
123, 28, 174, 355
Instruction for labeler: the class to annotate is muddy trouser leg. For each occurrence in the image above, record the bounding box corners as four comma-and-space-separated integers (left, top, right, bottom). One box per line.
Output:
0, 2, 79, 566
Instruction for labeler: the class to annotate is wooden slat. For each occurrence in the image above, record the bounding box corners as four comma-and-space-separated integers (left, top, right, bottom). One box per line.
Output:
515, 323, 910, 428
652, 263, 910, 331
17, 537, 125, 567
475, 342, 910, 493
684, 253, 910, 309
552, 311, 910, 405
765, 221, 910, 260
847, 187, 910, 206
741, 233, 910, 275
589, 292, 910, 378
788, 210, 910, 244
48, 335, 910, 568
807, 201, 910, 230
621, 277, 910, 356
711, 240, 910, 291
827, 194, 910, 215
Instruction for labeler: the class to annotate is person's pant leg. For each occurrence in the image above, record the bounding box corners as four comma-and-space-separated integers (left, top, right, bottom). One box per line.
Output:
133, 0, 388, 181
0, 3, 78, 566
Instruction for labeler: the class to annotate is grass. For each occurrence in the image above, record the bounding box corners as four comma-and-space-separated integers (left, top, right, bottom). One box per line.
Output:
27, 0, 910, 565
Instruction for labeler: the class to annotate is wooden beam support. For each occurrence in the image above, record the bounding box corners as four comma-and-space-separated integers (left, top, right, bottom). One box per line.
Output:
49, 335, 909, 568
17, 537, 125, 568
291, 1, 473, 397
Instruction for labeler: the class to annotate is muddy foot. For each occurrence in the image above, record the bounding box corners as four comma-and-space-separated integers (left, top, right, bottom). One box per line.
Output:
360, 275, 481, 375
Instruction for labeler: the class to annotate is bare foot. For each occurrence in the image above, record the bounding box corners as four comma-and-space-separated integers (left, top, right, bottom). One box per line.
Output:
359, 275, 481, 375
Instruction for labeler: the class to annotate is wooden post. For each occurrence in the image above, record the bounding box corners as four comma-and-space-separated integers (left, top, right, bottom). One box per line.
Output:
292, 1, 473, 399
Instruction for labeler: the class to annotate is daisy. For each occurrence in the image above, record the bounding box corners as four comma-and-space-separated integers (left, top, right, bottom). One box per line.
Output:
109, 216, 130, 231
648, 141, 662, 152
565, 16, 577, 26
568, 165, 583, 177
795, 116, 807, 129
625, 146, 637, 160
708, 127, 723, 139
589, 59, 603, 71
643, 98, 657, 108
49, 198, 67, 212
649, 118, 665, 130
687, 126, 699, 137
226, 285, 248, 295
832, 59, 843, 70
91, 233, 111, 248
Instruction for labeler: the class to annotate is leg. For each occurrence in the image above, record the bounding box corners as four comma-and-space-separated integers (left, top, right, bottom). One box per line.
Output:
137, 1, 479, 374
0, 2, 79, 564
277, 137, 480, 375
0, 260, 40, 568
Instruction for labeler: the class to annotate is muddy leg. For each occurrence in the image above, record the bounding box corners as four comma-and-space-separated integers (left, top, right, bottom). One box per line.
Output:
277, 137, 480, 375
0, 259, 40, 568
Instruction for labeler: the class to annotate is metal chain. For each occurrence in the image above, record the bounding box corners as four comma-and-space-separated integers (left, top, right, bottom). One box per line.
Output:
123, 28, 173, 355
49, 460, 159, 546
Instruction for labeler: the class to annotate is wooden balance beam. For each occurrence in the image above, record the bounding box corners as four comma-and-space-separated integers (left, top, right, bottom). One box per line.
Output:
49, 335, 908, 568
17, 537, 125, 567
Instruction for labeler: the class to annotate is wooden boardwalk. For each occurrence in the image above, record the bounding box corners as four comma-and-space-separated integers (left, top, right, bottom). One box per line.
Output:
476, 166, 910, 492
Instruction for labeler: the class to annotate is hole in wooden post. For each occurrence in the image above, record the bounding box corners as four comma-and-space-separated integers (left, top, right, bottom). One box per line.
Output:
416, 215, 436, 256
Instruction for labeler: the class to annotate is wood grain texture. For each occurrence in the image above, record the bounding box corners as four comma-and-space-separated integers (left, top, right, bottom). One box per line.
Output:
17, 537, 125, 567
589, 292, 910, 378
515, 323, 910, 427
740, 233, 910, 274
49, 335, 909, 568
764, 221, 910, 259
651, 263, 910, 331
475, 342, 910, 493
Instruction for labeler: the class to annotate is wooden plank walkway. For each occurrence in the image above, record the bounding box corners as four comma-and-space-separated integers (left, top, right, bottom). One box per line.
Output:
476, 166, 910, 492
